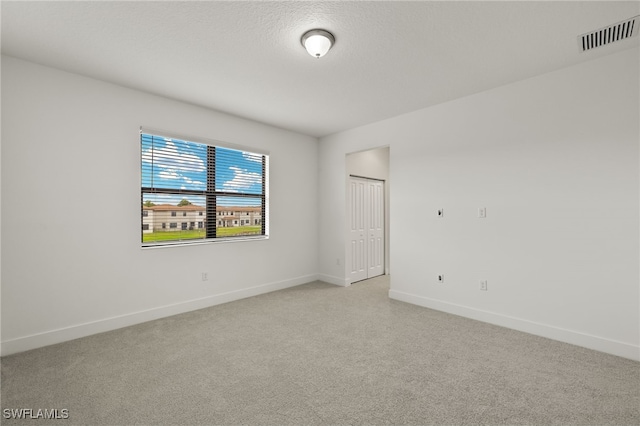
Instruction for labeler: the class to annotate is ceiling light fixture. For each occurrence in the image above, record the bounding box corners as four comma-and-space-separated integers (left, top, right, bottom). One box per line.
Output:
301, 29, 335, 58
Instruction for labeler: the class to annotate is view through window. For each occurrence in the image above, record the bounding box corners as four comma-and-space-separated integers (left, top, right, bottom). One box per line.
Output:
141, 132, 268, 246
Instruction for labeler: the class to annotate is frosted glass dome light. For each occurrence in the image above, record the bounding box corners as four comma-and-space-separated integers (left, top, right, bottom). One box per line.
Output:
301, 29, 335, 58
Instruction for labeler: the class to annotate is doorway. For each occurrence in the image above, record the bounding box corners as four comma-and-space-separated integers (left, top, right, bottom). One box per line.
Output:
348, 176, 385, 283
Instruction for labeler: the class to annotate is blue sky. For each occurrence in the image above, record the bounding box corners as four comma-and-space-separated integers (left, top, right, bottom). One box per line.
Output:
141, 134, 262, 207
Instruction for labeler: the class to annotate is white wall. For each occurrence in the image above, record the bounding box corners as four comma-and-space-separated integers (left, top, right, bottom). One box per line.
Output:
319, 48, 639, 360
1, 56, 319, 355
346, 147, 390, 278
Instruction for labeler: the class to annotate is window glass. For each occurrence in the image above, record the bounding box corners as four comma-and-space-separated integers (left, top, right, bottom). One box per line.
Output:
141, 132, 267, 246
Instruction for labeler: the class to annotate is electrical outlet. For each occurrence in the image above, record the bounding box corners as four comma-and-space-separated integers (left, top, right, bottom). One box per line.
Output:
478, 207, 487, 218
437, 208, 444, 218
480, 280, 488, 291
202, 272, 208, 281
438, 274, 445, 283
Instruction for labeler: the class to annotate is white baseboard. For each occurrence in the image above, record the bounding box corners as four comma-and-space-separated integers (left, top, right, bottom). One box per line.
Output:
389, 289, 640, 362
1, 274, 318, 357
318, 274, 350, 287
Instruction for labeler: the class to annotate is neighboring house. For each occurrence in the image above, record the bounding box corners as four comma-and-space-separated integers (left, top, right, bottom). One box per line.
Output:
142, 204, 261, 233
215, 206, 262, 228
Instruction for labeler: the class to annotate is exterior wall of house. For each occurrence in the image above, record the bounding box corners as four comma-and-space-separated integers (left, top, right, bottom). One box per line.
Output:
143, 205, 261, 232
216, 207, 261, 227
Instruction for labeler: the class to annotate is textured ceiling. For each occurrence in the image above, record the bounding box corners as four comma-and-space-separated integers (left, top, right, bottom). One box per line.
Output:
2, 1, 639, 137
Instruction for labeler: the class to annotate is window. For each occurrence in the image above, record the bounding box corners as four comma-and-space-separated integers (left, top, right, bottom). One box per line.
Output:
141, 131, 268, 246
142, 224, 149, 230
142, 210, 148, 217
162, 223, 166, 229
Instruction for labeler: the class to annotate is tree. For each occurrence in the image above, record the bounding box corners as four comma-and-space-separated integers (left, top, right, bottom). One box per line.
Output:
143, 200, 155, 207
178, 198, 192, 206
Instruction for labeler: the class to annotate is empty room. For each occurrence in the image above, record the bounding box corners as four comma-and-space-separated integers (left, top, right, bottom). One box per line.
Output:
1, 1, 639, 425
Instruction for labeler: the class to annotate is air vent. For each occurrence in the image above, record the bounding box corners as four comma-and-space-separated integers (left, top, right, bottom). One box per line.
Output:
579, 15, 639, 52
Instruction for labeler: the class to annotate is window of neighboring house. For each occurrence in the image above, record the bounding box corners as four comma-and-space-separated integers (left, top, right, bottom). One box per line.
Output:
142, 210, 149, 217
141, 130, 268, 246
162, 223, 166, 229
142, 224, 149, 230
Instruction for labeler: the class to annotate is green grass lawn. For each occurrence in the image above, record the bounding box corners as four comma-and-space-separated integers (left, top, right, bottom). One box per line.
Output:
216, 226, 261, 237
143, 226, 261, 242
143, 229, 206, 242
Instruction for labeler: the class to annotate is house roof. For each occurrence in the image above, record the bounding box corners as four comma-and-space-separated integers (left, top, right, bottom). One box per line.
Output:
143, 204, 260, 212
143, 204, 205, 212
217, 206, 261, 212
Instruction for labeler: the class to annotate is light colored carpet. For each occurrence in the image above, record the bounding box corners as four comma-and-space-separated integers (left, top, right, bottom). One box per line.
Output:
1, 275, 639, 425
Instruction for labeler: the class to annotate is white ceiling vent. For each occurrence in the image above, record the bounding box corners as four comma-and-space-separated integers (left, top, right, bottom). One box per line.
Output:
579, 16, 639, 52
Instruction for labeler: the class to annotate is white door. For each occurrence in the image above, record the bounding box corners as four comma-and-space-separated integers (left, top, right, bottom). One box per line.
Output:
349, 178, 367, 283
349, 177, 384, 283
367, 179, 384, 278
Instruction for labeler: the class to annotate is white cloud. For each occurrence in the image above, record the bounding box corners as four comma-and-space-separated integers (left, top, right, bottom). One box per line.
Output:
182, 176, 205, 187
222, 166, 262, 191
242, 152, 263, 163
142, 140, 206, 172
158, 170, 180, 180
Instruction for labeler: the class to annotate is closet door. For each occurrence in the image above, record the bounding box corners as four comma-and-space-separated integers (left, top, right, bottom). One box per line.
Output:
348, 177, 367, 283
367, 179, 384, 278
349, 177, 384, 283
